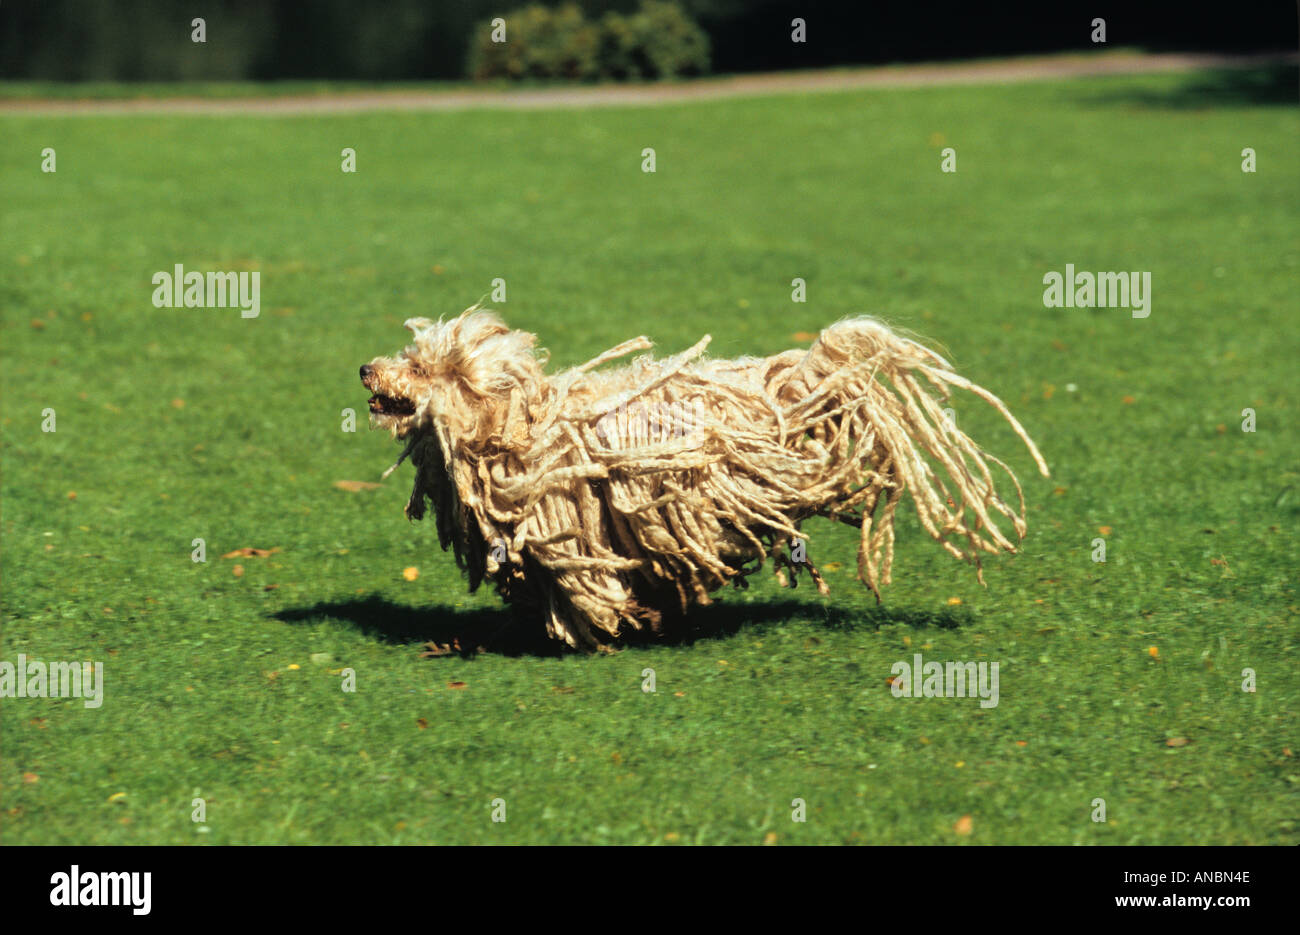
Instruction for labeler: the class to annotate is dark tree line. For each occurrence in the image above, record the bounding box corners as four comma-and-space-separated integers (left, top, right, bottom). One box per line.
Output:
1, 0, 1292, 82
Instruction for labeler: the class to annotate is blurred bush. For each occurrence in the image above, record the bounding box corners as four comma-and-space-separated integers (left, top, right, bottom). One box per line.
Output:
467, 1, 710, 81
467, 5, 599, 81
627, 1, 710, 79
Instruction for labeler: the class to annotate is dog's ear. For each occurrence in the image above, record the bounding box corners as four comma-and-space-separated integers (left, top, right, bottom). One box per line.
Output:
404, 317, 434, 335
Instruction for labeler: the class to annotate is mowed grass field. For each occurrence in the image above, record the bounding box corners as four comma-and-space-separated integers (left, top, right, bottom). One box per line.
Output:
1, 68, 1297, 845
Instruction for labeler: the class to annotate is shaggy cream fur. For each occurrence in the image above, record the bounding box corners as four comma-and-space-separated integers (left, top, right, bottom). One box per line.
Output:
360, 307, 1048, 649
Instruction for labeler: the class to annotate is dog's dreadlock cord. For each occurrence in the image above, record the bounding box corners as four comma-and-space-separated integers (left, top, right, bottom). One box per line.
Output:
381, 434, 420, 481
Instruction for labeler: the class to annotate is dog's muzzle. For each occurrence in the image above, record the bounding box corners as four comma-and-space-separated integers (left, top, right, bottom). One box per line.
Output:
361, 365, 417, 416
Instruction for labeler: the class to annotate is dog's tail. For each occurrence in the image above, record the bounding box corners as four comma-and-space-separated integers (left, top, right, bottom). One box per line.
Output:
771, 316, 1049, 592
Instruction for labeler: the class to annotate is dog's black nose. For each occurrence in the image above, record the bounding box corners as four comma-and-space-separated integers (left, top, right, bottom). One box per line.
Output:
359, 365, 373, 380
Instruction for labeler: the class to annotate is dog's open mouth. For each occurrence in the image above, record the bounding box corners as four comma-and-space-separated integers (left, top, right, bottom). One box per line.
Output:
368, 394, 416, 417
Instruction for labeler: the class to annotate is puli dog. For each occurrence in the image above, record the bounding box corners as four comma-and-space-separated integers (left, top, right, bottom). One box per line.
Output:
360, 307, 1048, 649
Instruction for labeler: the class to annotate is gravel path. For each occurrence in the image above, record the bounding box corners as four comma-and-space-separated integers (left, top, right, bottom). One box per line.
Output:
3, 51, 1294, 116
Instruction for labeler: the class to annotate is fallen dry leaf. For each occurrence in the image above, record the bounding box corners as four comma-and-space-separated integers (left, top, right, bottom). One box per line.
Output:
1098, 525, 1112, 535
232, 564, 244, 577
402, 567, 419, 581
763, 832, 779, 845
552, 686, 575, 694
22, 772, 39, 784
447, 681, 468, 690
954, 814, 973, 835
1165, 737, 1190, 748
222, 547, 278, 559
333, 480, 382, 492
416, 718, 428, 729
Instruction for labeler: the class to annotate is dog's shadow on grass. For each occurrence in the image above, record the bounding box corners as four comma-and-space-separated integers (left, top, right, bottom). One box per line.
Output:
669, 599, 968, 648
275, 595, 967, 658
275, 597, 563, 658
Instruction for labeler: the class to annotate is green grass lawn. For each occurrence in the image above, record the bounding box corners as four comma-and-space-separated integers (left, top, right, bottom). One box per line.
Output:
1, 68, 1296, 845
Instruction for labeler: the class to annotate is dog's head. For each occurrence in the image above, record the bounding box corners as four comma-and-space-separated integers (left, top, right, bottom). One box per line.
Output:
360, 307, 547, 447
